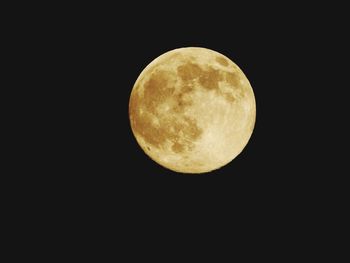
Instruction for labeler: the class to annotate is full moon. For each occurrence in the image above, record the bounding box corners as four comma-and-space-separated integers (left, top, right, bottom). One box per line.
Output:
129, 47, 256, 174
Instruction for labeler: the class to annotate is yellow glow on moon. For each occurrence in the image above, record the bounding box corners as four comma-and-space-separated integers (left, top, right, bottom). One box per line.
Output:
129, 47, 256, 174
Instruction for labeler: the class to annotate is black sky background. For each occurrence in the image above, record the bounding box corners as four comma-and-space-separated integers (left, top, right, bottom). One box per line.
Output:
32, 2, 347, 243
4, 1, 347, 258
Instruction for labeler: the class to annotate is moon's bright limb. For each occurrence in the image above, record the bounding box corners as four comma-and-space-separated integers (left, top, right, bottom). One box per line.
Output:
129, 47, 256, 174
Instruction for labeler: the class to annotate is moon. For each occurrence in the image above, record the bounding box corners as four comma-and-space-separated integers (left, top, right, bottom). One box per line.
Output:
129, 47, 256, 174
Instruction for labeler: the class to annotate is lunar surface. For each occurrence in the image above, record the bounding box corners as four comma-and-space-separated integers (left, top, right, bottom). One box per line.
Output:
129, 47, 256, 174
